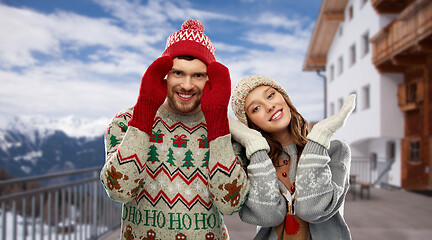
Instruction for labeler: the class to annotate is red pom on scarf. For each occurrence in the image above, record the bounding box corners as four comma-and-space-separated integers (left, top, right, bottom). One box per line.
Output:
285, 214, 300, 235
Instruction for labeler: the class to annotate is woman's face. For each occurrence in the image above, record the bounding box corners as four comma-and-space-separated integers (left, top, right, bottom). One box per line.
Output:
244, 86, 291, 134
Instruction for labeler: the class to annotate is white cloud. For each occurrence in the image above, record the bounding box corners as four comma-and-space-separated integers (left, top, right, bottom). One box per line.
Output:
0, 0, 324, 126
221, 12, 323, 121
0, 66, 139, 119
0, 6, 60, 68
253, 12, 303, 30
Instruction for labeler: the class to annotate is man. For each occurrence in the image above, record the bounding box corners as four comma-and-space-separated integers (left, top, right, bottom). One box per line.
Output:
100, 19, 249, 240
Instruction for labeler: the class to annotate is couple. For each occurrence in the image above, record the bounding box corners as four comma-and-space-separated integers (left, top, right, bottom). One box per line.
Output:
100, 19, 354, 240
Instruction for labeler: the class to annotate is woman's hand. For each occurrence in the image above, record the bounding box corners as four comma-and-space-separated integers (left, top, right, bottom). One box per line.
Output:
307, 94, 356, 149
228, 115, 270, 158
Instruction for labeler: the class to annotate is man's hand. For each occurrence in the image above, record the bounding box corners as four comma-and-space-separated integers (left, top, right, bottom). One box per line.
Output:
200, 62, 231, 141
128, 56, 173, 135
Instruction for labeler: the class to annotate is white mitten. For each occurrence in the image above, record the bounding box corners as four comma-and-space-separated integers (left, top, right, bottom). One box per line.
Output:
307, 94, 356, 149
228, 115, 270, 158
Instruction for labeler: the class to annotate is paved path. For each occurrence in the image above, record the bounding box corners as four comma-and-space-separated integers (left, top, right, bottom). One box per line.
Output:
344, 187, 432, 240
104, 187, 432, 240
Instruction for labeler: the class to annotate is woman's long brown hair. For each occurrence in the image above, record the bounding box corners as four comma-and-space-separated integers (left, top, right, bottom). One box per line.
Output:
246, 94, 310, 164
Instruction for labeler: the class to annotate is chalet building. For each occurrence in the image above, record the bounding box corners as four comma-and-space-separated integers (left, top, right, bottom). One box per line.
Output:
303, 0, 432, 190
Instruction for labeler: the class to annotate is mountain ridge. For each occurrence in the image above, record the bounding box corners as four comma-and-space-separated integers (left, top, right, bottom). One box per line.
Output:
0, 115, 108, 178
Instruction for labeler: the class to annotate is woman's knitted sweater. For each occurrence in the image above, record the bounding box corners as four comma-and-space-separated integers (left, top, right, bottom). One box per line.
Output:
239, 140, 352, 240
100, 106, 249, 240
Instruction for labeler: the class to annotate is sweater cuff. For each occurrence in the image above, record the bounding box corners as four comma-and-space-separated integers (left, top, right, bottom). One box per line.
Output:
128, 96, 159, 135
202, 106, 229, 141
303, 140, 328, 156
306, 126, 334, 149
244, 138, 270, 159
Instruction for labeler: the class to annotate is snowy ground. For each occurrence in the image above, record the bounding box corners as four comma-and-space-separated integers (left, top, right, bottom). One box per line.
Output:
0, 211, 109, 240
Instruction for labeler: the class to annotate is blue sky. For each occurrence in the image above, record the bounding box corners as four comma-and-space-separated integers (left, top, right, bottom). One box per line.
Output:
0, 0, 324, 130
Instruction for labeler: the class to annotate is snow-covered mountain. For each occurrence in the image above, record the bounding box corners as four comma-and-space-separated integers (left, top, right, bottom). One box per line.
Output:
0, 115, 110, 178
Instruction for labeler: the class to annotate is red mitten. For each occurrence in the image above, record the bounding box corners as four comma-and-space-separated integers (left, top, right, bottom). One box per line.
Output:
128, 56, 173, 135
201, 62, 231, 141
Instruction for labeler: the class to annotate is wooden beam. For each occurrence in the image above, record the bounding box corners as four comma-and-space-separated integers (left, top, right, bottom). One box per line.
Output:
324, 11, 344, 22
392, 54, 427, 65
309, 57, 327, 66
372, 0, 414, 14
374, 5, 406, 14
375, 64, 406, 73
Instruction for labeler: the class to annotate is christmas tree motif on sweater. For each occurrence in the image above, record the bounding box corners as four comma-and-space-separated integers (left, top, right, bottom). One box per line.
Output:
150, 129, 164, 143
147, 144, 160, 163
109, 134, 120, 148
171, 134, 189, 148
181, 149, 195, 169
201, 150, 210, 167
166, 147, 176, 166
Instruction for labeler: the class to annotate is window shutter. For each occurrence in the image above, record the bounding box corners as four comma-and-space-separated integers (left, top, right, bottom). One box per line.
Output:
416, 79, 424, 103
398, 84, 406, 107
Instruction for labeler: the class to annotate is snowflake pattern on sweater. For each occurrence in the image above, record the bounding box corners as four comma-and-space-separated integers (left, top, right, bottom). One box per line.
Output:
101, 107, 249, 240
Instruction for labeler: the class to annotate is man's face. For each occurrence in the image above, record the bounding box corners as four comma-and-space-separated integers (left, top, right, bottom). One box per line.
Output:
163, 57, 208, 115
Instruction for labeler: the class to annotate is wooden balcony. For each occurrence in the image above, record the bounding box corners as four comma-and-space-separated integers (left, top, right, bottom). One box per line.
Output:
371, 0, 414, 14
371, 0, 432, 72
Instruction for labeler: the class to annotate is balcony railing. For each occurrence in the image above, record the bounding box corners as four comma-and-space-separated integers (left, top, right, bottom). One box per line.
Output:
371, 0, 432, 67
350, 156, 395, 186
0, 167, 121, 240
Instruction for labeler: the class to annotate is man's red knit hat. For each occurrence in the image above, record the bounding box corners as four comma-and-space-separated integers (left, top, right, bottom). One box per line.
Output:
162, 19, 216, 65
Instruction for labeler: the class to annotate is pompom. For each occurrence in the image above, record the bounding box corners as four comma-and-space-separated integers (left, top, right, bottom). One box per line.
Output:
181, 19, 205, 33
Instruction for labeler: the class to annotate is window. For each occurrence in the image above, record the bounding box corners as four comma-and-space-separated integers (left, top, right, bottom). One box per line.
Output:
338, 56, 344, 75
408, 140, 420, 163
329, 65, 334, 81
407, 81, 418, 103
350, 91, 357, 113
350, 44, 356, 66
349, 5, 354, 20
361, 0, 368, 8
386, 141, 396, 161
397, 79, 424, 110
361, 31, 370, 57
329, 102, 335, 116
338, 98, 344, 110
370, 153, 377, 170
339, 25, 343, 36
362, 85, 370, 109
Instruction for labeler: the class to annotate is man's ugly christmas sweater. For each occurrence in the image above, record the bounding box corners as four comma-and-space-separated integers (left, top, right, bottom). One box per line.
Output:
100, 106, 250, 240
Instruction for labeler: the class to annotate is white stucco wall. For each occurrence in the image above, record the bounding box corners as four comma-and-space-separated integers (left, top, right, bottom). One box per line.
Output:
322, 0, 404, 187
380, 74, 404, 138
326, 0, 403, 144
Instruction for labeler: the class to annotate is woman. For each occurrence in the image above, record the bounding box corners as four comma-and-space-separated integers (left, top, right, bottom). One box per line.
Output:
229, 75, 354, 240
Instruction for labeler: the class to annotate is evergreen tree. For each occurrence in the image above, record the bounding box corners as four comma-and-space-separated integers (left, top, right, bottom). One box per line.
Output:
201, 150, 210, 167
182, 149, 195, 169
166, 148, 176, 166
147, 144, 160, 163
109, 134, 120, 148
